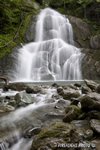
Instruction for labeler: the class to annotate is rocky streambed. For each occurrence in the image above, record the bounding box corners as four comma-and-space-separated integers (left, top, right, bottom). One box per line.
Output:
0, 80, 100, 150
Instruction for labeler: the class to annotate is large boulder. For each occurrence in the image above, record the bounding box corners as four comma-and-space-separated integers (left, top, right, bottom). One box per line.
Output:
90, 34, 100, 49
0, 104, 15, 112
80, 92, 100, 112
15, 93, 35, 104
84, 79, 98, 91
68, 16, 91, 48
30, 122, 76, 150
3, 83, 29, 91
90, 119, 100, 134
57, 87, 80, 100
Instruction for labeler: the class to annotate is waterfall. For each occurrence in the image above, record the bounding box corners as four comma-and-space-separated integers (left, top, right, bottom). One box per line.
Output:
17, 8, 82, 81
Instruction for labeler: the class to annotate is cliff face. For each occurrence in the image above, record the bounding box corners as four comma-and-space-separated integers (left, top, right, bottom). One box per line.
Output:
0, 5, 100, 80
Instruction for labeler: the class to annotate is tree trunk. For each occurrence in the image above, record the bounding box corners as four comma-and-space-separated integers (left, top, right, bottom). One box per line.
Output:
0, 76, 9, 85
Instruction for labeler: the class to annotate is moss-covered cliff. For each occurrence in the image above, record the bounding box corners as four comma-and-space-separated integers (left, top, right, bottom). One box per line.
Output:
0, 0, 40, 57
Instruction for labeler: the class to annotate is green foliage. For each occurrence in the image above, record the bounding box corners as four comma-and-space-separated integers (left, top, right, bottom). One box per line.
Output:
0, 0, 38, 57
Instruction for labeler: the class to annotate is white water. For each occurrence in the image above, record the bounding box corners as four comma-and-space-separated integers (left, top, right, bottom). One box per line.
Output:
15, 8, 82, 81
0, 87, 58, 150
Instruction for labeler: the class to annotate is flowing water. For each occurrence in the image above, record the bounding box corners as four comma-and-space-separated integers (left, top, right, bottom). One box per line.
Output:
14, 8, 83, 81
0, 86, 61, 150
0, 8, 84, 150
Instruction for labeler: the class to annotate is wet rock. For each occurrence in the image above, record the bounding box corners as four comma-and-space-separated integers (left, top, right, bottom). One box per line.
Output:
74, 82, 82, 87
80, 92, 100, 112
70, 98, 80, 105
88, 110, 100, 119
0, 104, 15, 112
68, 85, 78, 90
26, 86, 41, 94
71, 120, 90, 128
31, 122, 76, 150
96, 84, 100, 94
57, 99, 66, 104
81, 85, 92, 94
24, 127, 41, 138
90, 119, 100, 134
63, 109, 78, 122
8, 100, 16, 107
45, 112, 65, 119
63, 105, 81, 122
17, 102, 27, 107
59, 88, 80, 100
71, 129, 84, 142
26, 87, 33, 93
57, 87, 63, 93
84, 79, 98, 91
3, 83, 28, 91
45, 98, 55, 103
52, 93, 60, 99
90, 34, 100, 49
52, 83, 59, 88
84, 129, 93, 140
15, 93, 35, 104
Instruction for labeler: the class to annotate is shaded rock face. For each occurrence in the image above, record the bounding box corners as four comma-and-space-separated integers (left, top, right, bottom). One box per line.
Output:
0, 44, 22, 80
82, 50, 100, 80
90, 34, 100, 49
68, 16, 91, 48
22, 15, 37, 43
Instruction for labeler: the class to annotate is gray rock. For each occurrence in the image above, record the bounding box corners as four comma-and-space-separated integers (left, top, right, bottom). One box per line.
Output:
90, 34, 100, 49
85, 129, 93, 140
63, 108, 80, 122
0, 104, 15, 112
96, 84, 100, 94
31, 122, 76, 150
74, 82, 82, 87
8, 100, 16, 107
68, 15, 91, 48
84, 79, 98, 91
46, 112, 65, 119
24, 127, 41, 138
90, 119, 100, 134
88, 110, 100, 119
81, 85, 92, 94
15, 93, 35, 104
71, 120, 90, 127
80, 92, 100, 111
82, 50, 100, 80
59, 88, 80, 100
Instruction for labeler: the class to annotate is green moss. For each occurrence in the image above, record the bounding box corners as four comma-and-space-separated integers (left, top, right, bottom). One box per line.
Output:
34, 122, 75, 141
0, 0, 39, 58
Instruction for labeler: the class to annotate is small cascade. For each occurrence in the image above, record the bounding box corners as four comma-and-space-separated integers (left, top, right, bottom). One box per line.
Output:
15, 8, 83, 81
0, 142, 8, 150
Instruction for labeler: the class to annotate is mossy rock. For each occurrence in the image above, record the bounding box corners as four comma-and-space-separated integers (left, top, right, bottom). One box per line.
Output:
31, 122, 76, 149
63, 105, 83, 122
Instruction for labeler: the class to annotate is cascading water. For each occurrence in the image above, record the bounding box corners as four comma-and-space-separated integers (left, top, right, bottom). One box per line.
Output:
16, 8, 83, 81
